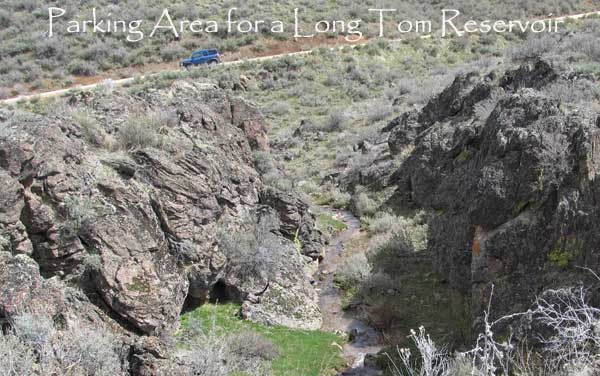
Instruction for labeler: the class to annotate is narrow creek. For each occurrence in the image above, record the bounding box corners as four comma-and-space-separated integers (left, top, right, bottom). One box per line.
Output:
315, 208, 383, 376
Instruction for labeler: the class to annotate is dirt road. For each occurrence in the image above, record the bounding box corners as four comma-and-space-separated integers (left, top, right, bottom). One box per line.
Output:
1, 10, 598, 106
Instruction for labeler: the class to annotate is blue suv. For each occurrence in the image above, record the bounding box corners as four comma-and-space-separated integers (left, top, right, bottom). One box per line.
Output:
180, 49, 220, 68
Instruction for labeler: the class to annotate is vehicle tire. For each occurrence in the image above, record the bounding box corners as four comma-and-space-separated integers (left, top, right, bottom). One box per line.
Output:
208, 60, 218, 65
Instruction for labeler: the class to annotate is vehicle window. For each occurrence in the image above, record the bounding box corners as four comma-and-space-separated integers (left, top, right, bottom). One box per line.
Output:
202, 51, 209, 56
209, 50, 217, 55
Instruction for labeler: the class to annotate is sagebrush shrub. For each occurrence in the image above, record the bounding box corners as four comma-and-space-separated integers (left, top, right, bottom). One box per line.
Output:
226, 331, 279, 361
367, 100, 393, 123
11, 313, 54, 355
253, 151, 293, 191
268, 101, 291, 116
1, 313, 124, 376
334, 252, 372, 290
117, 111, 171, 151
389, 327, 451, 376
0, 332, 37, 375
324, 110, 349, 132
178, 316, 274, 376
508, 35, 557, 61
71, 109, 113, 147
352, 192, 378, 217
53, 324, 123, 376
219, 210, 283, 283
62, 194, 96, 235
67, 59, 98, 76
317, 185, 351, 209
387, 284, 600, 376
543, 78, 600, 109
367, 212, 397, 234
366, 211, 428, 252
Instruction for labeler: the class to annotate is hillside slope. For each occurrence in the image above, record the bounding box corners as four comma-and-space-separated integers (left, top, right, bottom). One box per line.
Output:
2, 0, 599, 97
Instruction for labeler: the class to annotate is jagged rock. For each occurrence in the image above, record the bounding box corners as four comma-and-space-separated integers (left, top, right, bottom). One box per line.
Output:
340, 137, 395, 192
101, 155, 138, 178
130, 336, 176, 376
230, 96, 270, 152
0, 79, 323, 368
0, 251, 131, 368
387, 71, 498, 154
500, 58, 558, 91
386, 111, 424, 154
259, 186, 325, 259
0, 171, 32, 255
237, 234, 322, 330
384, 60, 600, 324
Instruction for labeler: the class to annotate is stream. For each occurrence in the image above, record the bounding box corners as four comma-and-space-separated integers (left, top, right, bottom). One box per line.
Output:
315, 209, 383, 376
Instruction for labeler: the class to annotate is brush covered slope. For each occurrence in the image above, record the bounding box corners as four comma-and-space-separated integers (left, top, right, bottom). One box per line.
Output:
2, 0, 599, 98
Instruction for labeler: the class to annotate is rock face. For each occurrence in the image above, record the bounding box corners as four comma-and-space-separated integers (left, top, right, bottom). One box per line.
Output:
238, 228, 322, 330
386, 60, 600, 324
0, 80, 323, 372
0, 251, 116, 329
259, 186, 325, 260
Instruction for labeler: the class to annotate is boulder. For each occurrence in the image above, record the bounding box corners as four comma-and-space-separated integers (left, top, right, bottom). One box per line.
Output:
237, 232, 322, 330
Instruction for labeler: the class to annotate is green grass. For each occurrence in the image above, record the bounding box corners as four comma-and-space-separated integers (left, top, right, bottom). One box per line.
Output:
317, 213, 348, 235
179, 303, 345, 376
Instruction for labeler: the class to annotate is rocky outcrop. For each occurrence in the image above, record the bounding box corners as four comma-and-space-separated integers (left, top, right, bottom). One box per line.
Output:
0, 251, 113, 328
0, 171, 32, 255
238, 229, 322, 330
215, 205, 322, 330
259, 186, 325, 259
385, 60, 600, 325
0, 80, 322, 371
0, 250, 133, 371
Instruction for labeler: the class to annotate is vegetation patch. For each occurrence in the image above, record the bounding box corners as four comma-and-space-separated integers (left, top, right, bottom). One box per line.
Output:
356, 259, 469, 350
313, 186, 351, 209
317, 213, 347, 235
179, 303, 345, 376
334, 252, 371, 291
547, 235, 579, 268
547, 249, 574, 268
454, 148, 471, 163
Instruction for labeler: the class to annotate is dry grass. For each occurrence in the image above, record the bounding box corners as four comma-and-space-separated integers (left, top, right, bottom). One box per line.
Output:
0, 312, 124, 376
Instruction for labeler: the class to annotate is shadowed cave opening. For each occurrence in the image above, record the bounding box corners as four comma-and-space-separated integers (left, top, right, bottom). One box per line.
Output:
181, 279, 242, 313
209, 280, 241, 303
